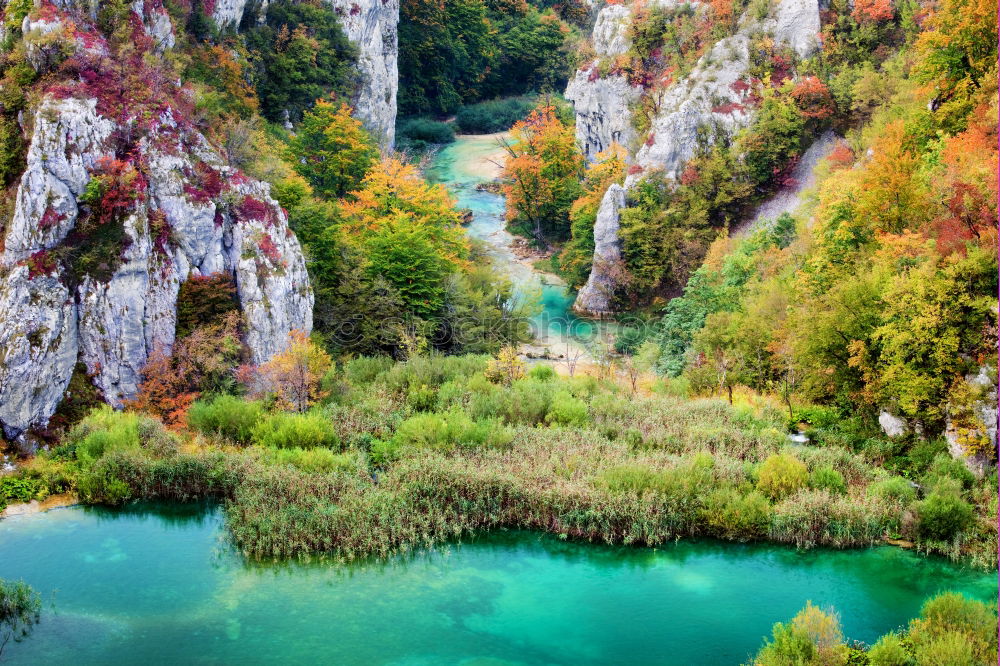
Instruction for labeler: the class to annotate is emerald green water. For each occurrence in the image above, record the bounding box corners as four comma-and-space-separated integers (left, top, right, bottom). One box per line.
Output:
1, 503, 996, 664
425, 136, 598, 343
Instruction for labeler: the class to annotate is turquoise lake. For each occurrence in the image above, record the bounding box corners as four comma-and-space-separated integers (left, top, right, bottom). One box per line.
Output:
0, 503, 996, 665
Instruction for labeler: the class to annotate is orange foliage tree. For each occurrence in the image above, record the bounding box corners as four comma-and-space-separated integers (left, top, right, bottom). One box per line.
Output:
128, 312, 243, 427
501, 105, 585, 246
241, 330, 332, 412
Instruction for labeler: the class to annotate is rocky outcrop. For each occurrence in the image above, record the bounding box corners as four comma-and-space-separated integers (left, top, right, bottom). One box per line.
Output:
566, 71, 640, 159
211, 0, 399, 148
330, 0, 399, 148
0, 96, 312, 439
574, 184, 626, 315
740, 130, 837, 233
571, 0, 822, 313
565, 3, 639, 158
944, 368, 997, 477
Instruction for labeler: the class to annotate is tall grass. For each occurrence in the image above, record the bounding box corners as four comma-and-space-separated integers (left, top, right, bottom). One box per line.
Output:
25, 355, 998, 568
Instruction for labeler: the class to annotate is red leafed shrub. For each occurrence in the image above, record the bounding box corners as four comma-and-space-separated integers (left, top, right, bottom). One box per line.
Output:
712, 101, 747, 114
679, 163, 699, 186
86, 157, 147, 225
39, 208, 66, 229
350, 2, 361, 14
852, 0, 893, 23
730, 79, 751, 95
774, 155, 800, 188
770, 54, 793, 85
645, 133, 656, 147
587, 66, 601, 82
25, 250, 58, 279
627, 164, 645, 175
238, 195, 273, 224
826, 142, 854, 169
259, 233, 282, 264
791, 76, 835, 120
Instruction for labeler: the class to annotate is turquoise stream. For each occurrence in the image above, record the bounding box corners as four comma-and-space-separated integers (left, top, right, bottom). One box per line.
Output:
1, 503, 995, 664
425, 135, 597, 343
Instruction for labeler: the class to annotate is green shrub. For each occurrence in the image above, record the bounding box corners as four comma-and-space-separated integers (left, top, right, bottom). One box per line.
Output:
369, 438, 403, 466
756, 453, 809, 499
397, 117, 455, 144
915, 492, 974, 541
258, 447, 360, 474
913, 632, 973, 665
867, 632, 910, 666
545, 391, 588, 426
790, 405, 841, 431
251, 411, 340, 449
392, 411, 512, 452
528, 364, 556, 381
922, 454, 975, 492
0, 476, 40, 508
501, 379, 552, 425
406, 384, 437, 412
701, 488, 771, 541
188, 395, 265, 444
343, 356, 394, 385
904, 592, 999, 665
867, 476, 917, 505
595, 464, 665, 496
809, 465, 847, 494
66, 406, 176, 463
454, 96, 537, 133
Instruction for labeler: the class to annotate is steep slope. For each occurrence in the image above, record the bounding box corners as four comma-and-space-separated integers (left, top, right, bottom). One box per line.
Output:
0, 1, 312, 438
568, 0, 821, 314
213, 0, 399, 147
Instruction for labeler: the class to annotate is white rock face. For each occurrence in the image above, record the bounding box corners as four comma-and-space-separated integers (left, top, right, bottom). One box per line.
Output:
592, 3, 633, 57
211, 0, 399, 148
574, 184, 626, 315
0, 98, 313, 437
878, 410, 908, 438
565, 3, 640, 159
571, 0, 821, 312
741, 130, 837, 233
330, 0, 399, 148
774, 0, 821, 58
566, 70, 640, 159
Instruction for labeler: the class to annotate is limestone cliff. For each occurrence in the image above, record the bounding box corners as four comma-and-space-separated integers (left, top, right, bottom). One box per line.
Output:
570, 0, 821, 314
212, 0, 399, 148
564, 4, 640, 158
0, 5, 312, 439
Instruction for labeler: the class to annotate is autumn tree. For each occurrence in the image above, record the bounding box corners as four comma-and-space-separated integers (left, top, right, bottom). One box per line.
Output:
501, 105, 585, 246
289, 99, 378, 198
128, 312, 244, 427
243, 330, 333, 412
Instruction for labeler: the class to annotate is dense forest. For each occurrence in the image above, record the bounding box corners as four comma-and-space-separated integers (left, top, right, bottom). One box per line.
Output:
0, 0, 996, 660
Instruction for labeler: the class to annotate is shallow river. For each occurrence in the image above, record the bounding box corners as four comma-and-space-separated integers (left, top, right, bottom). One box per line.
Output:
425, 135, 599, 346
1, 503, 995, 664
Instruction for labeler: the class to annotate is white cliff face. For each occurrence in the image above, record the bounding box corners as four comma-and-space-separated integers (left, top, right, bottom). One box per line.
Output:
573, 184, 626, 315
565, 4, 640, 159
630, 0, 820, 183
211, 0, 399, 148
572, 0, 821, 312
0, 97, 312, 437
331, 0, 399, 148
566, 71, 640, 159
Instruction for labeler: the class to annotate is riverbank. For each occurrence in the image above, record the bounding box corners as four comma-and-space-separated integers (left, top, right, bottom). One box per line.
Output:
0, 493, 77, 518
